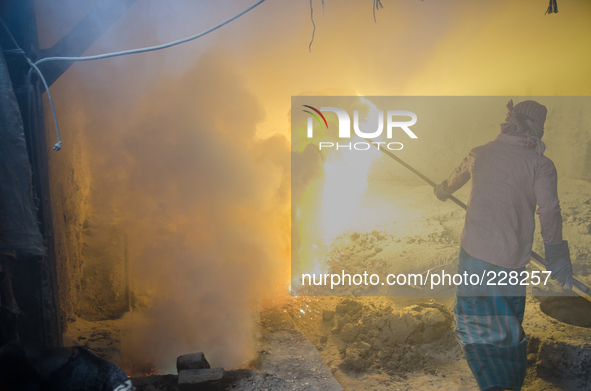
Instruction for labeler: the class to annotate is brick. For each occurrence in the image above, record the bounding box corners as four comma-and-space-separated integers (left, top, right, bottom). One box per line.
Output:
178, 368, 223, 386
176, 352, 210, 371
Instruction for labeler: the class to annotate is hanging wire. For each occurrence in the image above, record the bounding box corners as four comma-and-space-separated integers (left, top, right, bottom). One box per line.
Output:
0, 18, 61, 149
0, 0, 266, 151
34, 0, 266, 66
373, 0, 383, 23
309, 0, 316, 52
26, 60, 62, 150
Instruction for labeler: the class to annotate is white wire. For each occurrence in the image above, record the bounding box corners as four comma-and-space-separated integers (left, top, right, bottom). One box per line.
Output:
35, 0, 266, 67
3, 0, 266, 151
26, 61, 62, 150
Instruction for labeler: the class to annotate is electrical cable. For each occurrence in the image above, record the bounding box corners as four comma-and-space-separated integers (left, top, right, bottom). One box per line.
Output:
34, 0, 266, 66
0, 18, 60, 150
0, 0, 266, 151
309, 0, 315, 52
26, 59, 62, 150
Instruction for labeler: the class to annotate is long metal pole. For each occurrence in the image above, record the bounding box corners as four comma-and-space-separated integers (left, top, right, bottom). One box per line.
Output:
368, 140, 591, 300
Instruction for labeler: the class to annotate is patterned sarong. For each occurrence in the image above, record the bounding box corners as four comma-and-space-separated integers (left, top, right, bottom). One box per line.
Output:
454, 247, 527, 391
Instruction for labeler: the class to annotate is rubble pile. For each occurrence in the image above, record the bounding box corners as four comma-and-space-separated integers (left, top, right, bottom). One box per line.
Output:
324, 298, 455, 374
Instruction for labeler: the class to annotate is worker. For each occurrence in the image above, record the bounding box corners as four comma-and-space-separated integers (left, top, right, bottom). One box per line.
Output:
434, 99, 573, 391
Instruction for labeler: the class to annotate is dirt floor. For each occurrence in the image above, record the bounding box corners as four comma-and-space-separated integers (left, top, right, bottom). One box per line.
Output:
288, 295, 472, 391
65, 294, 591, 390
296, 178, 591, 297
63, 179, 591, 390
285, 178, 591, 390
288, 295, 591, 391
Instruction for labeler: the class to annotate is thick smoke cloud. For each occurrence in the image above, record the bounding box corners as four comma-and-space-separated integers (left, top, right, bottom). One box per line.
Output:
47, 50, 290, 370
36, 0, 591, 373
92, 54, 291, 370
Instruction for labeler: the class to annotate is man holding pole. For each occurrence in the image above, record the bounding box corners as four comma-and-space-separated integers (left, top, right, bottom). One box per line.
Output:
434, 99, 574, 391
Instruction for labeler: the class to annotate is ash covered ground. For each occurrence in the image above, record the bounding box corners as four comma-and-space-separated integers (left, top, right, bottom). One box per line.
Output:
289, 296, 467, 391
64, 179, 591, 390
298, 178, 591, 296
286, 178, 591, 390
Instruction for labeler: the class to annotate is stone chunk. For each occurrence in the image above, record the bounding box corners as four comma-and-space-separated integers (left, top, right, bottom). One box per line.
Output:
177, 352, 210, 371
178, 368, 223, 386
335, 299, 362, 314
387, 312, 420, 345
415, 307, 449, 344
358, 341, 371, 353
341, 347, 365, 370
340, 324, 360, 343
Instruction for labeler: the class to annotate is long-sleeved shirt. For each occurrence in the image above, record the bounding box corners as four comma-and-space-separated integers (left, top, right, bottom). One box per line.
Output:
442, 133, 563, 268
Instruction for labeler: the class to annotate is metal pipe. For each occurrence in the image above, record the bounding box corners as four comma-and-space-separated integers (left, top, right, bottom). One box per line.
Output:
368, 139, 591, 301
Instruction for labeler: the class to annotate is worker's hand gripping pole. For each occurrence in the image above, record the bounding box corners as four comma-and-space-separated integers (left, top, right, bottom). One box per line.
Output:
365, 138, 591, 300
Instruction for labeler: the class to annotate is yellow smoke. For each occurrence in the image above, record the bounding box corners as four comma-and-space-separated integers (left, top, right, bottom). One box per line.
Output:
37, 0, 590, 372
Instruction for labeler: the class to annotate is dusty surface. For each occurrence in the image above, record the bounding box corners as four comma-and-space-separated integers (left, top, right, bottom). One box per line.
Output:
62, 179, 591, 390
298, 178, 591, 298
288, 178, 591, 390
66, 308, 344, 390
64, 295, 591, 391
63, 316, 133, 367
523, 294, 591, 390
289, 296, 478, 391
294, 179, 469, 298
288, 294, 591, 391
225, 307, 344, 391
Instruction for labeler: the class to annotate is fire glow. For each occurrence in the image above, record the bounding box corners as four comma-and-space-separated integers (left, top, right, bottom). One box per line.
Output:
293, 98, 383, 285
29, 0, 591, 377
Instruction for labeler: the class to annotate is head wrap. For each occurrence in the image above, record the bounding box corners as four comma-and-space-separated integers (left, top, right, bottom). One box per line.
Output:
500, 99, 547, 155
